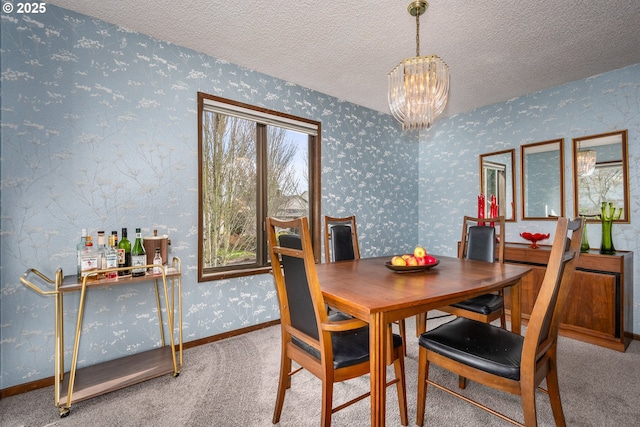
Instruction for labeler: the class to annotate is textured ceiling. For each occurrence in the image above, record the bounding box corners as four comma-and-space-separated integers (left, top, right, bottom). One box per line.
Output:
47, 0, 640, 119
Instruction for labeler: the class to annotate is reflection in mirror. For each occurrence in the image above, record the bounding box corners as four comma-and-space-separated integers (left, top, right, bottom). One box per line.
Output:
572, 130, 629, 223
480, 149, 516, 221
521, 139, 565, 220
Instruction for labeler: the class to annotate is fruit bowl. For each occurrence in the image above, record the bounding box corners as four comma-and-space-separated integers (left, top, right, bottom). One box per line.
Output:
520, 232, 550, 249
385, 259, 440, 273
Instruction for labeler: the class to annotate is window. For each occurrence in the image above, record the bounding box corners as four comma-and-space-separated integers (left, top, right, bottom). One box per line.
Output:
482, 160, 507, 217
198, 92, 321, 281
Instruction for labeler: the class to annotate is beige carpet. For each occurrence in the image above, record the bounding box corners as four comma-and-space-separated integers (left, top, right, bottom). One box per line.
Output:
2, 315, 639, 426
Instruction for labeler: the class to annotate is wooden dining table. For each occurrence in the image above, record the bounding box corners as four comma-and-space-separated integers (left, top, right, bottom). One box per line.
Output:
314, 255, 532, 427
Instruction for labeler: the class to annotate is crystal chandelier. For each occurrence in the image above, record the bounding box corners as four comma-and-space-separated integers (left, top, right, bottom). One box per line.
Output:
388, 1, 449, 131
577, 149, 597, 177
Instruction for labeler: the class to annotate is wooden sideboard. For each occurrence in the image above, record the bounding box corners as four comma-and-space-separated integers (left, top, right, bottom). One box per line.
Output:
503, 242, 633, 352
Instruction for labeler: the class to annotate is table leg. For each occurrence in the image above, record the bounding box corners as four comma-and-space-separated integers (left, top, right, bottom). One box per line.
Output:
510, 279, 521, 335
370, 312, 387, 427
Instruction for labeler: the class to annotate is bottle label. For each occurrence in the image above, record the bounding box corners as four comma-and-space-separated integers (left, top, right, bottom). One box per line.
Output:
106, 253, 118, 269
117, 248, 125, 264
80, 255, 98, 278
131, 254, 146, 275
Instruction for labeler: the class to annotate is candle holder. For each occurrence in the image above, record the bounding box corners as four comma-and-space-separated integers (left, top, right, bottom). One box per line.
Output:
520, 232, 550, 249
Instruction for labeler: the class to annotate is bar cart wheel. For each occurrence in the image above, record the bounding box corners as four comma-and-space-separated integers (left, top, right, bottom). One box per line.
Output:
59, 407, 70, 417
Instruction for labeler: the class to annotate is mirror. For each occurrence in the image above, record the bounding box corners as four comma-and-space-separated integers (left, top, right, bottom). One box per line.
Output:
479, 149, 516, 221
572, 130, 629, 223
520, 139, 565, 220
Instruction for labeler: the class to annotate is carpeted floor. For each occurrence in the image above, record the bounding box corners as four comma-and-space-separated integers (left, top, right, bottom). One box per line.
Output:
2, 314, 639, 426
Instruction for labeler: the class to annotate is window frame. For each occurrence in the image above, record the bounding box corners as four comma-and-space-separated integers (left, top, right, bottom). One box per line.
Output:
197, 92, 321, 282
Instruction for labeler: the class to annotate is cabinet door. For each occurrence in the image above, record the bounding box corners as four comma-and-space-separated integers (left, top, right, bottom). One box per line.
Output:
505, 266, 546, 316
562, 270, 616, 336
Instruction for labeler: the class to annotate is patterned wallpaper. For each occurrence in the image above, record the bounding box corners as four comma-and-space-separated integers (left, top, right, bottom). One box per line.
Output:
0, 6, 417, 389
1, 5, 638, 391
419, 63, 640, 337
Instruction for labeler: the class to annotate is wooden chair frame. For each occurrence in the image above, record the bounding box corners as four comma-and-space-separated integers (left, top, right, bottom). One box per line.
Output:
269, 216, 408, 427
323, 215, 360, 263
324, 214, 407, 356
416, 215, 506, 336
416, 217, 583, 427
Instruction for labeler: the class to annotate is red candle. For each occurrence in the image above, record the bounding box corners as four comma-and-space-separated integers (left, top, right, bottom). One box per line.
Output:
478, 194, 485, 226
489, 194, 497, 227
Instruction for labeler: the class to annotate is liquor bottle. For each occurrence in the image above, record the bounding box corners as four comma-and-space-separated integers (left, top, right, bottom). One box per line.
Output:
97, 231, 107, 279
131, 228, 146, 277
118, 228, 131, 276
112, 230, 118, 249
152, 248, 163, 275
105, 234, 119, 279
80, 235, 98, 280
77, 228, 87, 280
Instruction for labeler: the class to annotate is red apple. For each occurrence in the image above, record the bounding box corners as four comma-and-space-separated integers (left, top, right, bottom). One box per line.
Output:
424, 255, 437, 265
416, 256, 428, 265
405, 255, 418, 266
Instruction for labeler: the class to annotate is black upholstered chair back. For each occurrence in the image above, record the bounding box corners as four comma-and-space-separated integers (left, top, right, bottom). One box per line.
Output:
279, 234, 319, 340
458, 215, 505, 263
323, 215, 360, 263
330, 224, 356, 261
465, 226, 496, 262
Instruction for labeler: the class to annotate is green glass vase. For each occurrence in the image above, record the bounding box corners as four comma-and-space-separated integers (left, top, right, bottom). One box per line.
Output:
600, 218, 615, 254
599, 202, 622, 255
580, 219, 590, 253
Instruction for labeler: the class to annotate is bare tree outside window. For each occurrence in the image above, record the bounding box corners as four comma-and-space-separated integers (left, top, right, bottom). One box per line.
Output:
198, 93, 320, 281
577, 162, 624, 217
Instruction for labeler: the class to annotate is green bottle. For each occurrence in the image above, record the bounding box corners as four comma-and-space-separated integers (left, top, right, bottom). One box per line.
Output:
118, 228, 131, 276
131, 228, 146, 277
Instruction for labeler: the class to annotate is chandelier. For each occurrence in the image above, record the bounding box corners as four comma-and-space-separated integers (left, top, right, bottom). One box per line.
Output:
388, 1, 449, 131
577, 149, 597, 177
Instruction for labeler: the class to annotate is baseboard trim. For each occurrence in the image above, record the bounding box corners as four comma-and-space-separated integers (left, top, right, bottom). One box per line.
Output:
0, 319, 280, 399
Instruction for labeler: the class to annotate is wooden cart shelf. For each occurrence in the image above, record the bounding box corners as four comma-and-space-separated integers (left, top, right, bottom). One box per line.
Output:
20, 258, 183, 417
58, 346, 176, 406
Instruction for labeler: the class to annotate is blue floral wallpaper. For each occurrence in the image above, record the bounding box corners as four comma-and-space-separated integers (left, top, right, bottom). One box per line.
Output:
0, 6, 417, 389
419, 64, 640, 338
1, 4, 638, 392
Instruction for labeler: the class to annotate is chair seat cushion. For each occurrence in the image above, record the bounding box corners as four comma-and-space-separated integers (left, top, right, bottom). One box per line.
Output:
451, 293, 504, 315
418, 317, 523, 380
293, 313, 403, 369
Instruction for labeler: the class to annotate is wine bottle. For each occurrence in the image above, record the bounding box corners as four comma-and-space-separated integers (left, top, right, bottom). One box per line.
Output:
152, 248, 163, 275
105, 234, 119, 279
77, 228, 87, 280
118, 228, 131, 276
131, 228, 146, 277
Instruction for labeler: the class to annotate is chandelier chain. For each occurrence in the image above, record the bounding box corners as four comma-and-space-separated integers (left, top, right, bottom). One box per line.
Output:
416, 12, 420, 57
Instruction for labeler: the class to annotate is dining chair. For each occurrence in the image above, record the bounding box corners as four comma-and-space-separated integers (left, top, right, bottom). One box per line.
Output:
416, 216, 506, 339
324, 215, 407, 356
268, 216, 408, 427
323, 215, 360, 263
416, 217, 583, 427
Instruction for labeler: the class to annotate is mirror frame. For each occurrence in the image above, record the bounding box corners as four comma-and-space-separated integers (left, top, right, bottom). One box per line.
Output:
572, 129, 629, 223
520, 138, 565, 220
479, 149, 517, 222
